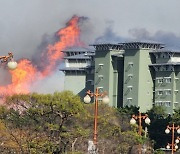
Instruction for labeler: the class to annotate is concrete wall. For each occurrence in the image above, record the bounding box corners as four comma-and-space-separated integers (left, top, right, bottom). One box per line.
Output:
64, 74, 86, 98
123, 49, 139, 107
138, 50, 153, 112
123, 49, 153, 112
94, 49, 122, 107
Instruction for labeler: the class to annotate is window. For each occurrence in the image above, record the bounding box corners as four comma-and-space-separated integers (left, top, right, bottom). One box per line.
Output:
128, 74, 133, 79
128, 62, 133, 67
160, 102, 163, 106
127, 98, 132, 104
127, 86, 133, 91
155, 101, 163, 106
174, 90, 179, 94
99, 63, 104, 67
165, 77, 171, 83
164, 101, 171, 107
155, 101, 171, 107
157, 78, 163, 83
166, 90, 171, 95
98, 75, 103, 80
158, 91, 163, 95
174, 102, 179, 107
97, 87, 103, 92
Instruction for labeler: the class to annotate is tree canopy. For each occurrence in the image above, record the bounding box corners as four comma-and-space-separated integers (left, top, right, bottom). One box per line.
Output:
2, 92, 179, 153
0, 91, 144, 154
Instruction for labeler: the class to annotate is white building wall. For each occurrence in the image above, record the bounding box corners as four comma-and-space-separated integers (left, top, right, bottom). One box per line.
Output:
68, 63, 89, 68
64, 75, 86, 95
169, 57, 180, 63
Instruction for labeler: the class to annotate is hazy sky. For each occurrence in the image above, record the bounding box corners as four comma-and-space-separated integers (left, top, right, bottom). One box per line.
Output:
1, 0, 180, 93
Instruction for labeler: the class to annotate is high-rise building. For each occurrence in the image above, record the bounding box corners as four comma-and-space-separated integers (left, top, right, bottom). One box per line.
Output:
90, 43, 124, 108
60, 42, 180, 114
122, 42, 164, 112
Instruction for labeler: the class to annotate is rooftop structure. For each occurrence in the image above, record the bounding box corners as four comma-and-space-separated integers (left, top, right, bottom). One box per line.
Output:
121, 41, 165, 49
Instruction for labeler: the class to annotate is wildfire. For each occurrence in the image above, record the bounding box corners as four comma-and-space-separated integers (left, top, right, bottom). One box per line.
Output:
0, 15, 84, 96
41, 15, 84, 76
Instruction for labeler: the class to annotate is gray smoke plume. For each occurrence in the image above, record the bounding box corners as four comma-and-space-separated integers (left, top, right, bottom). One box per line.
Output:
95, 26, 127, 44
129, 28, 180, 50
95, 27, 180, 51
1, 0, 180, 94
31, 32, 59, 71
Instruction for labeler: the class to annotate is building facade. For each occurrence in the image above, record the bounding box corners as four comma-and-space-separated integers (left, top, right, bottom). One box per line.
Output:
149, 49, 180, 114
122, 42, 163, 112
60, 47, 95, 98
61, 42, 180, 114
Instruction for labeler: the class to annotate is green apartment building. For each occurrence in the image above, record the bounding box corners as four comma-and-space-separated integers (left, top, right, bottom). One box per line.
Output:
61, 42, 180, 114
149, 49, 180, 114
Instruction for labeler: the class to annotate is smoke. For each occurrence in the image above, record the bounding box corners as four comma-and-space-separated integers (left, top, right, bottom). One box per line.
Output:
129, 28, 180, 50
30, 16, 91, 94
129, 28, 151, 41
94, 22, 128, 44
32, 33, 59, 72
1, 0, 180, 57
1, 0, 180, 95
30, 71, 64, 94
0, 15, 86, 95
94, 26, 180, 51
78, 17, 96, 45
95, 27, 125, 43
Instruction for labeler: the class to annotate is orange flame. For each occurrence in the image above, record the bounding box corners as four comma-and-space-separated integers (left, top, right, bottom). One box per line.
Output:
42, 15, 84, 76
0, 15, 84, 96
0, 59, 37, 95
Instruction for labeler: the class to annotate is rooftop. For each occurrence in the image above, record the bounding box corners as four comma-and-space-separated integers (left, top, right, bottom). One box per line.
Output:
90, 41, 165, 51
90, 43, 124, 51
121, 41, 165, 50
64, 53, 92, 60
149, 49, 180, 53
62, 47, 94, 52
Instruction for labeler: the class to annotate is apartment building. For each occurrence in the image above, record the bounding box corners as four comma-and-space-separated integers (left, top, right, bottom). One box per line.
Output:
61, 42, 180, 114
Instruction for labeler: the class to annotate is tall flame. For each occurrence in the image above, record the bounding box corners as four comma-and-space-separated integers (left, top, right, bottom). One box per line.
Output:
41, 15, 84, 76
0, 15, 84, 96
